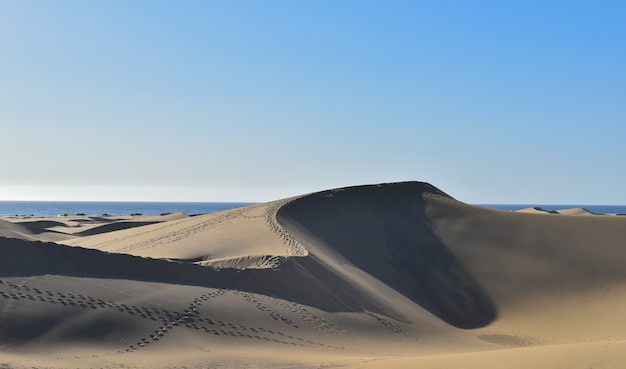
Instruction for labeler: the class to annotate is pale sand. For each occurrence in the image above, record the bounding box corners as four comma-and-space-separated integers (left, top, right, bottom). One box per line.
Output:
1, 181, 625, 368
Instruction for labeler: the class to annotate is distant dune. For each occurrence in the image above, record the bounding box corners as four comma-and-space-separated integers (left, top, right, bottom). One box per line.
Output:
556, 207, 598, 216
1, 181, 625, 368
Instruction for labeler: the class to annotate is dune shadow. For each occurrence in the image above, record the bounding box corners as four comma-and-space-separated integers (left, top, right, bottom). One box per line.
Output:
13, 220, 70, 234
74, 221, 160, 237
0, 237, 371, 314
276, 182, 497, 329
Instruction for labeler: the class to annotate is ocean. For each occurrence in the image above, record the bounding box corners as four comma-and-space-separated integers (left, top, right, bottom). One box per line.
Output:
1, 201, 625, 217
0, 201, 255, 217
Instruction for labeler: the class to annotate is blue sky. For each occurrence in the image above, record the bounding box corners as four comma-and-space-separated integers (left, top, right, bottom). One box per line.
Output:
1, 1, 624, 203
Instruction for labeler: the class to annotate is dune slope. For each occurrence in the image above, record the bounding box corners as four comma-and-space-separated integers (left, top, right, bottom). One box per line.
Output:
1, 181, 626, 368
276, 182, 496, 329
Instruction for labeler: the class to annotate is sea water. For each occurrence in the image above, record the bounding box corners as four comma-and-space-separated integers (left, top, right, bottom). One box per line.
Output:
0, 201, 255, 217
1, 201, 625, 218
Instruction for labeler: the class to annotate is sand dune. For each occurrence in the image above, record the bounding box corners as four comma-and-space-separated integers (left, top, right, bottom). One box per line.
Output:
1, 181, 625, 368
516, 206, 559, 214
1, 213, 190, 241
556, 207, 598, 216
516, 206, 604, 216
0, 219, 34, 241
60, 201, 307, 268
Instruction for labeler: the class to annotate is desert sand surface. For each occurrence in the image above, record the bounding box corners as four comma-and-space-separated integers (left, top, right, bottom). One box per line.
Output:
1, 181, 626, 368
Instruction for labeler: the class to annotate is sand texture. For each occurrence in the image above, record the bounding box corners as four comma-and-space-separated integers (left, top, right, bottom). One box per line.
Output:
1, 181, 625, 368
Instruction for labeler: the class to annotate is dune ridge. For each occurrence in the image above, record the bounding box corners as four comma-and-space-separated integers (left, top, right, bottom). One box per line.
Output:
1, 181, 626, 368
60, 199, 307, 268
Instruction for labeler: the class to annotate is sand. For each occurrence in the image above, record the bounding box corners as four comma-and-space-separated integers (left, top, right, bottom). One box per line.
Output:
1, 181, 625, 368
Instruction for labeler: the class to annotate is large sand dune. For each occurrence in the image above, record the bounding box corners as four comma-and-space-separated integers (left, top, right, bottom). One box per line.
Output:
1, 181, 625, 368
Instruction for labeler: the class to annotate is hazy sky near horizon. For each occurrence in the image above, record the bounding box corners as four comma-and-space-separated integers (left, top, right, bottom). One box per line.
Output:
1, 1, 624, 203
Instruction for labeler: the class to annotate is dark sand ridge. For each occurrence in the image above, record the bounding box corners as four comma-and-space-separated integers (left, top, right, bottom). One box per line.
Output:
276, 182, 496, 329
1, 181, 626, 368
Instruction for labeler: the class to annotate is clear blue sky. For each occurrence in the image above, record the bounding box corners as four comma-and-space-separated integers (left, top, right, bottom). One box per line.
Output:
1, 1, 624, 203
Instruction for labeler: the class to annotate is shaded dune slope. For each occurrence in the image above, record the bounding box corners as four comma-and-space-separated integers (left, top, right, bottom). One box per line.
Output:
425, 195, 626, 303
0, 237, 445, 323
0, 219, 34, 241
0, 219, 69, 242
10, 220, 69, 234
277, 182, 496, 328
72, 221, 161, 237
